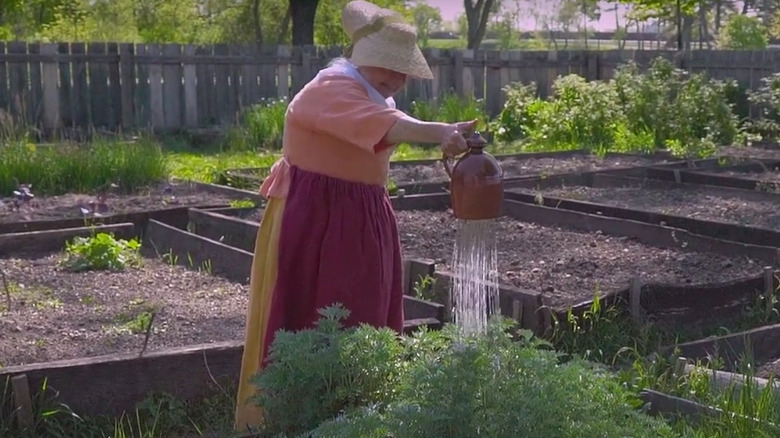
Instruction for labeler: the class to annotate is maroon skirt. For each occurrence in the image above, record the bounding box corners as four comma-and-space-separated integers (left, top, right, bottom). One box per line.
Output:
260, 165, 404, 364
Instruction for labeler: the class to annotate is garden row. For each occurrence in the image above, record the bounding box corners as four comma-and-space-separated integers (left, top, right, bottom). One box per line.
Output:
4, 148, 780, 436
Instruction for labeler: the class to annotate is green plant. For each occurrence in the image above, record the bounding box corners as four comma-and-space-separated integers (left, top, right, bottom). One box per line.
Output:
251, 308, 682, 438
718, 14, 769, 50
490, 81, 542, 143
612, 58, 739, 159
250, 305, 406, 437
550, 290, 650, 365
306, 317, 679, 438
491, 57, 740, 159
229, 199, 256, 209
746, 73, 780, 144
0, 137, 168, 196
532, 74, 641, 155
412, 274, 436, 301
61, 232, 142, 272
222, 98, 288, 152
410, 92, 489, 132
385, 178, 398, 195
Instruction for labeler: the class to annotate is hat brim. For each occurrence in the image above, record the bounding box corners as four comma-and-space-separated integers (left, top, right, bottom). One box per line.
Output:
350, 35, 434, 80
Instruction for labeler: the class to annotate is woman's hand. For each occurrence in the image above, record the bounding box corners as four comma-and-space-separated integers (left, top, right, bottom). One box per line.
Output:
440, 119, 479, 158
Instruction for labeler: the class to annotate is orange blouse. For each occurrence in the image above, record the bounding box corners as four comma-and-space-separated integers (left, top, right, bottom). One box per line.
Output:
260, 74, 408, 199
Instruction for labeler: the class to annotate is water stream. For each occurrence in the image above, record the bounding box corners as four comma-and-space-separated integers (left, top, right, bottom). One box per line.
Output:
451, 219, 500, 336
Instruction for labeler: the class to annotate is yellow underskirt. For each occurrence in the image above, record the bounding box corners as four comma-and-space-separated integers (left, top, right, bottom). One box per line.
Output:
234, 196, 285, 433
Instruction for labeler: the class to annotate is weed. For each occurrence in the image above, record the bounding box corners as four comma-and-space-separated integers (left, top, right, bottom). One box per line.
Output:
162, 250, 179, 266
0, 376, 238, 438
0, 282, 61, 312
229, 199, 256, 208
412, 274, 436, 301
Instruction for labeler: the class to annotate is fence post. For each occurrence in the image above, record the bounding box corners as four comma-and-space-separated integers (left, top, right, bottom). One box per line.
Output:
119, 43, 135, 129
40, 43, 60, 132
277, 46, 290, 101
462, 49, 475, 98
629, 277, 643, 321
183, 45, 198, 128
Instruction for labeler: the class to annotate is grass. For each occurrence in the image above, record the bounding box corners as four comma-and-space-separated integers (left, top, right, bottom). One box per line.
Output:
0, 137, 168, 196
0, 380, 238, 438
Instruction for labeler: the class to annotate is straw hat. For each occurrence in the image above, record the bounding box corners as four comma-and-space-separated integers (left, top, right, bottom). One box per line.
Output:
342, 1, 434, 80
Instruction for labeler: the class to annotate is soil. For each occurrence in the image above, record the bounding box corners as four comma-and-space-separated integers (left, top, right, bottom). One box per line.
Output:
231, 207, 761, 309
756, 358, 780, 379
389, 154, 667, 184
0, 182, 238, 224
0, 254, 248, 367
715, 170, 780, 185
538, 185, 780, 232
394, 210, 761, 309
716, 145, 780, 160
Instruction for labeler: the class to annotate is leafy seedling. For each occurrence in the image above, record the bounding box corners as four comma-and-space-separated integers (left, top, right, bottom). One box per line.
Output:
61, 232, 143, 272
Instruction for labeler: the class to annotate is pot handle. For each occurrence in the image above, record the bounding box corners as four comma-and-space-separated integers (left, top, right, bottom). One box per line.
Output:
443, 131, 478, 178
442, 152, 454, 178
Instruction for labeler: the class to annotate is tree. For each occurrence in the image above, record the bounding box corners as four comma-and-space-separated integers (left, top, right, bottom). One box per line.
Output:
411, 1, 442, 48
464, 0, 498, 49
557, 0, 579, 48
617, 0, 699, 50
290, 0, 319, 46
718, 13, 769, 49
522, 0, 564, 49
313, 0, 408, 47
578, 0, 600, 48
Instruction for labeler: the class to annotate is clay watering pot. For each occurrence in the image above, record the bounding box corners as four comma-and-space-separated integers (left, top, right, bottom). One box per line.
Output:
443, 131, 504, 220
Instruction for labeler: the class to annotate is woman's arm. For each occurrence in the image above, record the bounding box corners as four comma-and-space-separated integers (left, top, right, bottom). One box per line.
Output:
384, 115, 449, 145
385, 116, 479, 157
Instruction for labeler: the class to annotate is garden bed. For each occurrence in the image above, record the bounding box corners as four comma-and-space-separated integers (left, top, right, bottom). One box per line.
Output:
535, 181, 780, 234
671, 323, 780, 380
0, 252, 249, 367
716, 145, 780, 160
388, 151, 673, 184
395, 210, 762, 310
689, 164, 780, 192
757, 358, 780, 379
0, 181, 241, 224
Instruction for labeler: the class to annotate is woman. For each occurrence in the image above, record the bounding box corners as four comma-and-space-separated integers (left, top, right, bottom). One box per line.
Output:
234, 0, 478, 431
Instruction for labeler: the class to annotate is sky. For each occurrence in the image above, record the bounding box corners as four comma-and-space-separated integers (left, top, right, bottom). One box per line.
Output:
421, 0, 634, 32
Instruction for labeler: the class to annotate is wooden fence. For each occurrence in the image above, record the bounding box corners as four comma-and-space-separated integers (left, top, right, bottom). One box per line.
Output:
0, 42, 778, 133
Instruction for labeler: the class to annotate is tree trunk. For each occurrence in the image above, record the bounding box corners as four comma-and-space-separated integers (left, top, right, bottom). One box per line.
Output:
683, 14, 694, 50
742, 0, 751, 15
715, 0, 722, 32
676, 0, 683, 50
252, 0, 264, 49
698, 1, 708, 49
277, 5, 292, 44
464, 0, 495, 50
290, 0, 320, 46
